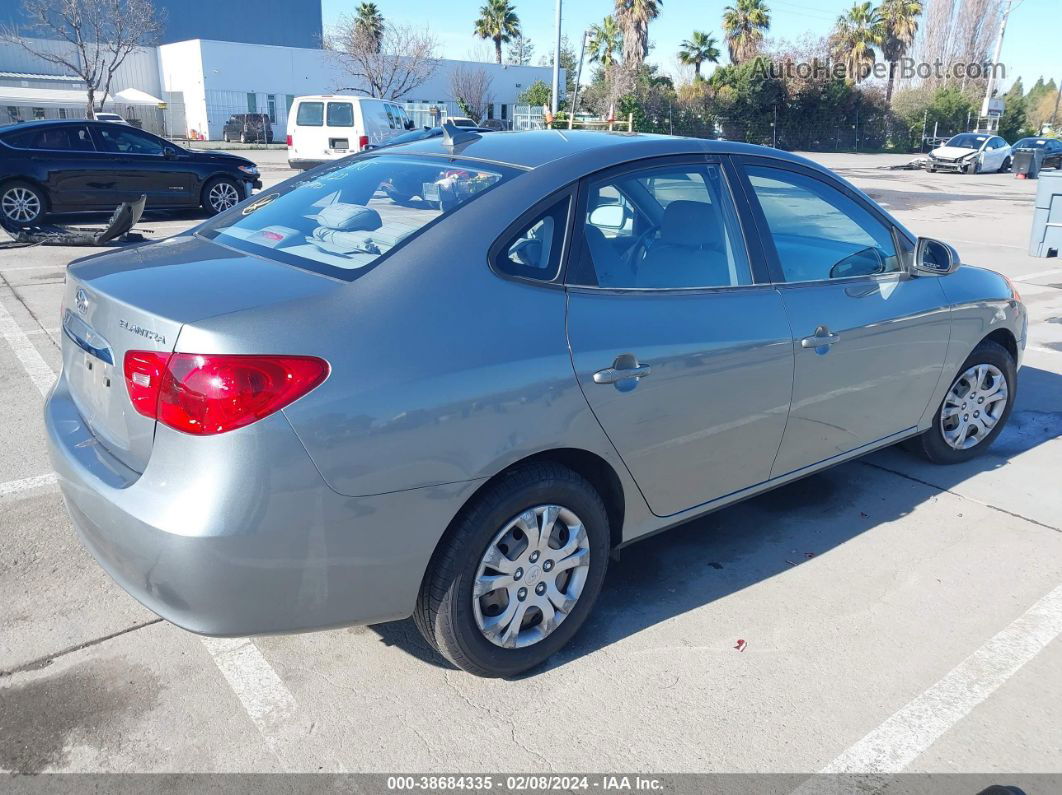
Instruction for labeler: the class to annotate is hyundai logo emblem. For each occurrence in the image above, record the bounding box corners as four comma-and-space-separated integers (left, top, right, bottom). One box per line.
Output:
75, 288, 89, 316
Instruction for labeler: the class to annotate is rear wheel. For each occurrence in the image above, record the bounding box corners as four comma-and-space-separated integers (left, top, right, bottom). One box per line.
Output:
906, 339, 1016, 464
414, 463, 610, 677
223, 132, 230, 143
0, 181, 47, 227
201, 176, 241, 215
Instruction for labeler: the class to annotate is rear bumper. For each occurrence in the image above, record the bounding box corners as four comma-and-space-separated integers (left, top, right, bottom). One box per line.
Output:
287, 158, 327, 171
44, 372, 479, 636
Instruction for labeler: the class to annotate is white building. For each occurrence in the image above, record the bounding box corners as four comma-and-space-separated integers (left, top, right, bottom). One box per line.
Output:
0, 35, 562, 140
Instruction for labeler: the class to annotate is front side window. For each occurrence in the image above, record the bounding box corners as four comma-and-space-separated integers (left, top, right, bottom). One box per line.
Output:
92, 125, 164, 155
201, 155, 516, 280
746, 165, 899, 282
327, 102, 354, 127
494, 196, 570, 281
570, 163, 752, 289
296, 102, 323, 127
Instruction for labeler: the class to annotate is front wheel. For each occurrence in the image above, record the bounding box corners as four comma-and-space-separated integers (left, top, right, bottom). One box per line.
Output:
201, 176, 242, 215
1001, 156, 1011, 173
414, 463, 610, 677
906, 339, 1016, 464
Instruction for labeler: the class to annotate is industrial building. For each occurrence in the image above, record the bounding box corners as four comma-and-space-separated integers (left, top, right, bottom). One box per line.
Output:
0, 1, 560, 139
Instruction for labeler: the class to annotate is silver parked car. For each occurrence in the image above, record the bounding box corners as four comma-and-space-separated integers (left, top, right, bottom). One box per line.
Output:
46, 131, 1027, 677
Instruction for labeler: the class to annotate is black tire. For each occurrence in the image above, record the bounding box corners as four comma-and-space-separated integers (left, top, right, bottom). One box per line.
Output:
200, 176, 242, 216
927, 166, 937, 173
906, 339, 1017, 464
223, 133, 230, 143
0, 180, 48, 227
414, 463, 611, 677
1001, 156, 1011, 173
240, 132, 249, 144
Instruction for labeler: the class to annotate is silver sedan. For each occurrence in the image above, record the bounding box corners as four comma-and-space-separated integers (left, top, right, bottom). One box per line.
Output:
46, 131, 1027, 677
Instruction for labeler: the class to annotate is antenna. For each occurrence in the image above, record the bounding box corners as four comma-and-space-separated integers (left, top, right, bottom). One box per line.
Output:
441, 120, 481, 147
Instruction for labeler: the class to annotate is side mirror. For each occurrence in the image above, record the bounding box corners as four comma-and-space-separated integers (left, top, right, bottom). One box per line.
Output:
914, 237, 960, 276
589, 204, 625, 230
162, 146, 177, 159
405, 119, 416, 130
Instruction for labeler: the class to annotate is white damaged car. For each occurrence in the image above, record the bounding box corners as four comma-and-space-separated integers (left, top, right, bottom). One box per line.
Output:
928, 133, 1011, 174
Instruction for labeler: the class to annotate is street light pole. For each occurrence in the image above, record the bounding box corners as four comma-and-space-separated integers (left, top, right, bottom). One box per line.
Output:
568, 29, 589, 130
981, 0, 1013, 123
551, 0, 562, 115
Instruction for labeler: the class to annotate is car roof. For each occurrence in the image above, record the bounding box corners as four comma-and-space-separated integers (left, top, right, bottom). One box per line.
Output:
382, 129, 821, 171
0, 119, 100, 134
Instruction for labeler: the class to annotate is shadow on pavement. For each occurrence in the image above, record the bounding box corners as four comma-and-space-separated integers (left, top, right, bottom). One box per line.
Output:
370, 364, 1061, 674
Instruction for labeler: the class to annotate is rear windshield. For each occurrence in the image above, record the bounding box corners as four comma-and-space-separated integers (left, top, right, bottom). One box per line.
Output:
199, 154, 517, 280
296, 102, 324, 126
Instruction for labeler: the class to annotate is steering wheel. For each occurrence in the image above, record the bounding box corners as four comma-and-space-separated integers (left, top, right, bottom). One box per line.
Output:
622, 224, 659, 272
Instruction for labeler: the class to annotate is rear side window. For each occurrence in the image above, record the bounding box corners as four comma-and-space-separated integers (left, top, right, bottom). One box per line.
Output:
200, 155, 518, 281
3, 125, 94, 151
493, 196, 570, 282
296, 102, 324, 127
326, 102, 354, 127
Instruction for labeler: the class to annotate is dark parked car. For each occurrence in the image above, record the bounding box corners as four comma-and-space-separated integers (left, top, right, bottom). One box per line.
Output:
1011, 136, 1062, 170
222, 113, 274, 144
0, 120, 263, 226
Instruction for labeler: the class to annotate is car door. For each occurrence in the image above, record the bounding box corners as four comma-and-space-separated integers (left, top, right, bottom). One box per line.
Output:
4, 124, 114, 209
736, 158, 951, 477
565, 157, 794, 517
90, 124, 197, 206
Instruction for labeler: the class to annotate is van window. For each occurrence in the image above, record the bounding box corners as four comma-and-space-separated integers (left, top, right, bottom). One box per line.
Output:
327, 102, 354, 127
200, 155, 518, 281
296, 102, 324, 127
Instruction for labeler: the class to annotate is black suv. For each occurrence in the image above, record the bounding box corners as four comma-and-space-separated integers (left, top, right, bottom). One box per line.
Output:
222, 113, 274, 144
0, 120, 263, 226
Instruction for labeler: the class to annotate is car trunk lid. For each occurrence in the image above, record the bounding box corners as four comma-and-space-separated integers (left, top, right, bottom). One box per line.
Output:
62, 234, 339, 473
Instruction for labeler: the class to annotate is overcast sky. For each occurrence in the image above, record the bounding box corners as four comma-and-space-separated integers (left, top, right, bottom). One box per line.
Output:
322, 0, 1061, 92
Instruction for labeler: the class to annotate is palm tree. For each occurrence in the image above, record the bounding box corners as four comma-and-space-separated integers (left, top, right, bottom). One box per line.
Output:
588, 16, 623, 68
614, 0, 662, 68
830, 2, 883, 83
678, 31, 721, 79
354, 2, 384, 53
722, 0, 770, 65
474, 0, 521, 65
879, 0, 921, 107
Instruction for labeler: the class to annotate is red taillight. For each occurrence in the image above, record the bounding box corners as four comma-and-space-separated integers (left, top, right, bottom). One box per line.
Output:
124, 351, 328, 435
124, 351, 169, 418
358, 134, 369, 151
285, 134, 292, 147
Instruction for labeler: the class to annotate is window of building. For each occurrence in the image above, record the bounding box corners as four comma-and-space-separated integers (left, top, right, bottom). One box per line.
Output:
267, 94, 277, 124
58, 108, 67, 119
246, 93, 257, 113
6, 106, 19, 123
32, 107, 45, 119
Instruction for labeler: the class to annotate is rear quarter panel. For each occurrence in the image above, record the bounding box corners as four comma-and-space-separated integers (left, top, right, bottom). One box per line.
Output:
175, 164, 651, 532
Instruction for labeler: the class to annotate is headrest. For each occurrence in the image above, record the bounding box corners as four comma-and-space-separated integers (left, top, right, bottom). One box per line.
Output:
659, 200, 722, 248
313, 202, 382, 232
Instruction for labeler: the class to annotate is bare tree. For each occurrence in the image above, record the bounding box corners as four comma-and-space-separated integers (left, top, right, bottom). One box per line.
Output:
0, 0, 163, 118
329, 18, 439, 100
449, 65, 494, 123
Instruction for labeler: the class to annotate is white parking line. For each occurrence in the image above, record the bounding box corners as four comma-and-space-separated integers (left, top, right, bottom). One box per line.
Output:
0, 472, 58, 497
812, 582, 1062, 779
0, 298, 304, 766
1015, 267, 1062, 282
0, 295, 56, 397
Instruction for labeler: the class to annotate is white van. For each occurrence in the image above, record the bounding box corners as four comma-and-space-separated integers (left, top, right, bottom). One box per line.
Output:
286, 95, 416, 170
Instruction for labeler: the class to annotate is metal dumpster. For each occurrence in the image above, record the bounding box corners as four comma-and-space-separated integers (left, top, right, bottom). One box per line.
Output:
1029, 171, 1062, 257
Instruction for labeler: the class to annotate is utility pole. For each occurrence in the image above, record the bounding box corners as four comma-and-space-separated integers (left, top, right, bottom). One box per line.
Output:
551, 0, 562, 115
981, 0, 1013, 120
568, 29, 589, 130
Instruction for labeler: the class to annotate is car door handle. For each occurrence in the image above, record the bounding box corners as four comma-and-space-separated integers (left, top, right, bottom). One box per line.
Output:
593, 362, 652, 384
800, 326, 840, 348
